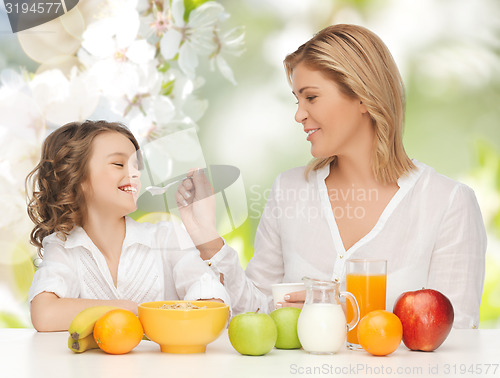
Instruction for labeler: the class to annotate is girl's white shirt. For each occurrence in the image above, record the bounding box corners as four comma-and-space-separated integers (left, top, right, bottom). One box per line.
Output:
208, 160, 486, 329
28, 217, 230, 306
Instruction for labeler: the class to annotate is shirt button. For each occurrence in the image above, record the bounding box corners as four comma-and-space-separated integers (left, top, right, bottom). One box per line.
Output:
339, 255, 343, 259
207, 261, 212, 267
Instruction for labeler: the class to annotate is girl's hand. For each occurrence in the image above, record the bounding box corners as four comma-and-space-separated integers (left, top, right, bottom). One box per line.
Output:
277, 290, 306, 309
175, 169, 223, 259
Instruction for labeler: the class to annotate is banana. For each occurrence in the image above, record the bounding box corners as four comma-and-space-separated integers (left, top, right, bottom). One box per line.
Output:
68, 306, 119, 340
68, 334, 99, 353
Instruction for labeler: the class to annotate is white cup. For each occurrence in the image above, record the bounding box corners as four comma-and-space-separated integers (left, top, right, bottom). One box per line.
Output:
271, 283, 305, 308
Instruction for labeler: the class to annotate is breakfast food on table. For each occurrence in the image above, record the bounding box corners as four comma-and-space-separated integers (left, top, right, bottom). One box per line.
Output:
68, 305, 119, 341
159, 302, 207, 310
138, 300, 230, 353
346, 259, 387, 348
65, 289, 455, 357
93, 309, 144, 355
228, 309, 277, 356
297, 277, 359, 354
269, 307, 302, 349
357, 310, 403, 356
68, 334, 99, 353
393, 288, 454, 351
297, 301, 349, 354
67, 306, 142, 354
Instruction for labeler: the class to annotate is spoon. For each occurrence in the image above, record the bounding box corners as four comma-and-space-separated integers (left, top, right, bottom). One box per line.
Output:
145, 176, 190, 196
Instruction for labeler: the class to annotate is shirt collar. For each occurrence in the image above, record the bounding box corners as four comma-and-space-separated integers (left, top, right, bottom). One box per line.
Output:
316, 163, 330, 181
64, 216, 155, 250
123, 216, 156, 248
315, 158, 423, 190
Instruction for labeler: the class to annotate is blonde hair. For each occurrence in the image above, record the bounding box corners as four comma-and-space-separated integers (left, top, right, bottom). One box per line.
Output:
26, 120, 143, 257
283, 24, 415, 183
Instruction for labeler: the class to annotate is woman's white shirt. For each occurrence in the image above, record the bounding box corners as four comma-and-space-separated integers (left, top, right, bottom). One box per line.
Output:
208, 160, 486, 328
28, 216, 230, 306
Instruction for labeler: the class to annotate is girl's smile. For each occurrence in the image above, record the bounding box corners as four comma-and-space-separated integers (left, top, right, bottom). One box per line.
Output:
118, 184, 138, 194
82, 132, 142, 218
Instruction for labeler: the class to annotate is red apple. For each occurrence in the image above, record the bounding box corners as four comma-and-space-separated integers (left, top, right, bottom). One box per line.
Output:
393, 289, 454, 352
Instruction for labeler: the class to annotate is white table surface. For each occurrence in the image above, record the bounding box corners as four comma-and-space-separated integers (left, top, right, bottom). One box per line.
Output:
1, 328, 499, 378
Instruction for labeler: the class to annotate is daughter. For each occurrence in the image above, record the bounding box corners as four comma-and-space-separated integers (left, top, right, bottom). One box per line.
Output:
26, 120, 229, 332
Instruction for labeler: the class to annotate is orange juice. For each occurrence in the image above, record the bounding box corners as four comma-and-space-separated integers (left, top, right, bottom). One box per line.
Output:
346, 274, 386, 344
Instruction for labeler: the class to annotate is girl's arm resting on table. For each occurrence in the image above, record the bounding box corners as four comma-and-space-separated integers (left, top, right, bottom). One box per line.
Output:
30, 291, 138, 332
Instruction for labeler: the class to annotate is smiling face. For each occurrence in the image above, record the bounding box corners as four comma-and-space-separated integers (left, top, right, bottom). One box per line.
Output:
291, 62, 372, 159
82, 131, 141, 220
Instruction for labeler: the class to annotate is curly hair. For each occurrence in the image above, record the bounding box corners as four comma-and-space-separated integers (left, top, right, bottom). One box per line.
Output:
283, 24, 415, 184
26, 120, 142, 257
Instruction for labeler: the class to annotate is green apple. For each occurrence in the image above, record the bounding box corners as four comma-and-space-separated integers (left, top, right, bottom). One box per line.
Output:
270, 307, 302, 349
228, 310, 277, 356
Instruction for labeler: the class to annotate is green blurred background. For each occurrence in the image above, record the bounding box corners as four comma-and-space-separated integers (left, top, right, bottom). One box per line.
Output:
0, 0, 499, 328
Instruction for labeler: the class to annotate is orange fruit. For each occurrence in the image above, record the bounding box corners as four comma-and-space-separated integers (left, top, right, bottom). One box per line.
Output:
357, 310, 402, 356
93, 309, 144, 354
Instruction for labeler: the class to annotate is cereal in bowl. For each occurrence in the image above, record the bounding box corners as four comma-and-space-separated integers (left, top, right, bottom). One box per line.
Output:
159, 302, 207, 310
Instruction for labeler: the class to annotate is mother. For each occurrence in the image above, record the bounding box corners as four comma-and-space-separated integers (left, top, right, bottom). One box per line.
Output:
177, 24, 486, 329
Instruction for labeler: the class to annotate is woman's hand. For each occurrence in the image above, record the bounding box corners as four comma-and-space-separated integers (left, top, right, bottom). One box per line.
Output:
276, 290, 306, 309
199, 298, 224, 303
176, 169, 223, 260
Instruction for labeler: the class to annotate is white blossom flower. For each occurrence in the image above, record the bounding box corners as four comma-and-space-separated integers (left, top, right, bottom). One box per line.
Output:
80, 3, 157, 99
140, 0, 174, 39
210, 26, 245, 85
160, 0, 226, 77
0, 127, 41, 233
0, 70, 45, 141
120, 93, 176, 144
166, 69, 209, 122
82, 1, 141, 56
29, 68, 100, 125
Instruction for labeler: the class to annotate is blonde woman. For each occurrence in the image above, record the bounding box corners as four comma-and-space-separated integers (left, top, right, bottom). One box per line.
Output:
177, 24, 486, 328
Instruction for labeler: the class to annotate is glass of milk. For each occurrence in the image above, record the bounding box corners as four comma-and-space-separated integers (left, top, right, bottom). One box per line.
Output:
297, 277, 360, 354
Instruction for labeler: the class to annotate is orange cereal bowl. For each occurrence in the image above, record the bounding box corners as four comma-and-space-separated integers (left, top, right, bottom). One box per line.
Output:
138, 300, 230, 354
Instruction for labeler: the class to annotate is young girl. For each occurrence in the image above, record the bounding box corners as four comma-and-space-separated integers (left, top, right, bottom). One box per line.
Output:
26, 120, 229, 332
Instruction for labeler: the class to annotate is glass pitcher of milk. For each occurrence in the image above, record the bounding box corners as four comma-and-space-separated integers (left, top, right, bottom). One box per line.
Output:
297, 277, 360, 354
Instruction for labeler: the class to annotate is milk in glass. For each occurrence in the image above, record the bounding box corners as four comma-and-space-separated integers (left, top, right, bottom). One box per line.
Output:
297, 303, 347, 354
296, 277, 359, 355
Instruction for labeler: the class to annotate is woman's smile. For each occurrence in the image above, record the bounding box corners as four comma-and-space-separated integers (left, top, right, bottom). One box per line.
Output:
305, 128, 320, 141
292, 62, 370, 158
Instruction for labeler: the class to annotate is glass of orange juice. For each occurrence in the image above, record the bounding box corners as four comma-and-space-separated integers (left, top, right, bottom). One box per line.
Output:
345, 259, 387, 350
